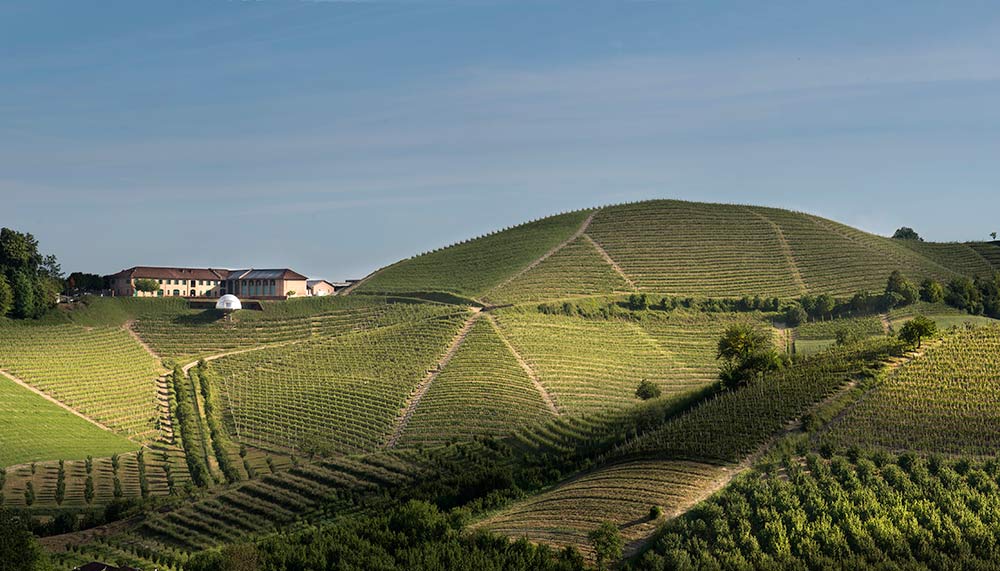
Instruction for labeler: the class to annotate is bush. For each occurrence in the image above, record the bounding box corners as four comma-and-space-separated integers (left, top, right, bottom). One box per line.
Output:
635, 379, 662, 400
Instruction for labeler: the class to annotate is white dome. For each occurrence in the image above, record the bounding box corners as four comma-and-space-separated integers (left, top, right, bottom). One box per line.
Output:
216, 294, 242, 311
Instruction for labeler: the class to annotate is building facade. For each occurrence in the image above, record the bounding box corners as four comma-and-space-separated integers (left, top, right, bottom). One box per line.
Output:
107, 266, 311, 299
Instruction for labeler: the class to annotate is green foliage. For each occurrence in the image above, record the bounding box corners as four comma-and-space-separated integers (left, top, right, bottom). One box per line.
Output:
194, 362, 242, 483
782, 303, 807, 326
635, 379, 661, 400
185, 500, 585, 571
920, 278, 944, 303
0, 507, 51, 570
588, 521, 623, 570
171, 366, 211, 487
885, 270, 919, 307
0, 227, 61, 319
133, 278, 160, 293
891, 226, 923, 241
632, 453, 1000, 571
716, 321, 782, 390
0, 274, 11, 317
898, 315, 937, 348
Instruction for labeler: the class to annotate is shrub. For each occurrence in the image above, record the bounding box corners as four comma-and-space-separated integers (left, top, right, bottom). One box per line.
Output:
635, 379, 662, 401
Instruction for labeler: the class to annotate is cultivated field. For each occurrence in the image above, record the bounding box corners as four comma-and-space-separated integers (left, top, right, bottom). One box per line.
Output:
0, 324, 163, 441
825, 325, 1000, 455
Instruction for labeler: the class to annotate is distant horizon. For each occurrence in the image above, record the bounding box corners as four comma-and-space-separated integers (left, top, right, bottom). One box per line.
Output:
4, 1, 999, 280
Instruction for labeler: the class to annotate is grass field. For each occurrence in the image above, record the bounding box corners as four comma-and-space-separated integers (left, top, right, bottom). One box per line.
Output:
0, 324, 163, 442
0, 375, 137, 467
824, 325, 1000, 455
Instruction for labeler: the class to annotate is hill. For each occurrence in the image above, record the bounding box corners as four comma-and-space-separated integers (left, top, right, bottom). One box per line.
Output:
354, 199, 1000, 301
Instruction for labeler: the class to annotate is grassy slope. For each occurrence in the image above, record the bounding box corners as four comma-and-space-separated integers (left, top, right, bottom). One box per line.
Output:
354, 199, 992, 302
0, 375, 137, 467
0, 323, 162, 441
398, 318, 553, 447
356, 210, 593, 298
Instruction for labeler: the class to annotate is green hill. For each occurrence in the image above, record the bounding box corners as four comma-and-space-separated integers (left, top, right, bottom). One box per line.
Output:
354, 199, 1000, 301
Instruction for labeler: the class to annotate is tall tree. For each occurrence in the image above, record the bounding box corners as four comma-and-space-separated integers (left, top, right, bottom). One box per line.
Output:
0, 274, 11, 317
892, 227, 923, 241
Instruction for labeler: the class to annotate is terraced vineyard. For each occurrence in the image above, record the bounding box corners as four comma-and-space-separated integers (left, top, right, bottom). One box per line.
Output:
0, 375, 137, 467
476, 459, 729, 557
825, 325, 1000, 455
355, 210, 593, 297
486, 236, 634, 303
132, 298, 437, 360
896, 240, 998, 277
0, 324, 163, 441
586, 201, 803, 297
969, 242, 1000, 269
794, 315, 885, 340
398, 317, 555, 446
1, 444, 190, 508
212, 309, 470, 453
618, 338, 906, 462
493, 309, 707, 413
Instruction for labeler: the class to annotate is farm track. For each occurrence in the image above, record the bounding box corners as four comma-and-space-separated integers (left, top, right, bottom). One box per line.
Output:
879, 313, 892, 334
0, 368, 112, 433
745, 208, 807, 296
124, 320, 162, 361
386, 310, 482, 448
487, 210, 598, 296
582, 233, 637, 291
485, 314, 561, 416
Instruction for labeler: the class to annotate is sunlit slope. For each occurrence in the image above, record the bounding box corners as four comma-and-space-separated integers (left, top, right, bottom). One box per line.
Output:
355, 210, 593, 297
0, 324, 162, 442
397, 318, 554, 447
355, 200, 992, 302
0, 375, 137, 467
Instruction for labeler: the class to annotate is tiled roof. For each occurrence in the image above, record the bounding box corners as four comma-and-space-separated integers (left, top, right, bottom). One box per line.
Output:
107, 266, 227, 280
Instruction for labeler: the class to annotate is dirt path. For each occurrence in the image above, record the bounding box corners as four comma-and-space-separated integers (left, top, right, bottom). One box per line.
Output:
485, 314, 561, 416
0, 369, 113, 433
385, 310, 482, 448
487, 210, 598, 296
746, 208, 808, 297
582, 233, 637, 291
879, 313, 892, 334
124, 320, 161, 361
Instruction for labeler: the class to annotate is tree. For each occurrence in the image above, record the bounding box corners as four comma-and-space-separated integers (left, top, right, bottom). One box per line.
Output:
782, 304, 807, 327
813, 294, 835, 320
134, 278, 160, 293
628, 293, 649, 311
0, 228, 60, 319
892, 227, 923, 241
588, 522, 623, 570
635, 379, 661, 400
885, 270, 918, 307
717, 322, 783, 390
899, 316, 936, 348
10, 271, 35, 319
0, 274, 11, 317
920, 279, 944, 303
991, 232, 997, 240
66, 272, 105, 292
0, 507, 51, 570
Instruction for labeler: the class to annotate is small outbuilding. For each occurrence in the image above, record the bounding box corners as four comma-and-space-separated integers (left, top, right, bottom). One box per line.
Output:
307, 279, 337, 296
216, 294, 242, 312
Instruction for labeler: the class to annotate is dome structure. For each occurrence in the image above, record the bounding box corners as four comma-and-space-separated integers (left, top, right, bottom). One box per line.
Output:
216, 294, 242, 312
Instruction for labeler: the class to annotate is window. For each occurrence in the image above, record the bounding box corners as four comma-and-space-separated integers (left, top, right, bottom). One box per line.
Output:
157, 290, 163, 297
173, 289, 180, 296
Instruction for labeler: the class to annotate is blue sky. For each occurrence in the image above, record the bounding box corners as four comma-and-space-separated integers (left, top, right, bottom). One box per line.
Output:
3, 1, 999, 279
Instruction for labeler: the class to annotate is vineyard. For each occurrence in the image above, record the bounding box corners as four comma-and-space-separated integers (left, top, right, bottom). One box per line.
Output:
824, 325, 1000, 455
211, 308, 470, 453
0, 375, 136, 467
131, 297, 439, 360
617, 337, 906, 463
0, 324, 163, 441
476, 459, 728, 557
794, 315, 885, 340
633, 453, 1000, 570
397, 317, 554, 447
486, 236, 634, 304
355, 210, 593, 297
492, 309, 709, 414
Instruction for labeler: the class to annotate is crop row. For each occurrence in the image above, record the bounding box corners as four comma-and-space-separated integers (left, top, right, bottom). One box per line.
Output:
357, 210, 592, 297
398, 318, 554, 447
825, 325, 1000, 455
0, 324, 162, 440
486, 236, 633, 304
212, 313, 470, 453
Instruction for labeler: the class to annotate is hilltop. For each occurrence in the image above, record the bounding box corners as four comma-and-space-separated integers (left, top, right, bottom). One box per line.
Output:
353, 199, 1000, 301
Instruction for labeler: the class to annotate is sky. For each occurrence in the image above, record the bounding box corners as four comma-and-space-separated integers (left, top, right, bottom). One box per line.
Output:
2, 1, 999, 280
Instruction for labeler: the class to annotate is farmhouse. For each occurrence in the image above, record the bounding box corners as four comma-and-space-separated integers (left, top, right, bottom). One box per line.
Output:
107, 266, 312, 299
